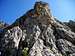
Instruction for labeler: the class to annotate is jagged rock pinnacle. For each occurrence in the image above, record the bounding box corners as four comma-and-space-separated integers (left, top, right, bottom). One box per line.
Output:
27, 1, 51, 18
0, 1, 75, 56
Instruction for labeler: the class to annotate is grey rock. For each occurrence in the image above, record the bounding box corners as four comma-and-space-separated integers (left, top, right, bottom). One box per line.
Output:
64, 20, 75, 33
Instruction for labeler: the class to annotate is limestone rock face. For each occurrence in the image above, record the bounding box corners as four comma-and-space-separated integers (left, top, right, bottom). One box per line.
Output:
0, 1, 75, 56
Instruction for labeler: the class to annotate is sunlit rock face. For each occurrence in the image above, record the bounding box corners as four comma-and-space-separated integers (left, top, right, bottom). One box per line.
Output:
0, 1, 75, 56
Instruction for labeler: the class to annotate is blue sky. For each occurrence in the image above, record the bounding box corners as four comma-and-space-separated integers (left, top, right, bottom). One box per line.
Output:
0, 0, 75, 24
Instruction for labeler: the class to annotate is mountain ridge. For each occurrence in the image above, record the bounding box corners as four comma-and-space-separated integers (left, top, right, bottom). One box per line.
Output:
0, 1, 75, 56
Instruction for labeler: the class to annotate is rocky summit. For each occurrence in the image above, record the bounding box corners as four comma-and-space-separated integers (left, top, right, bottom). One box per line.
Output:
0, 1, 75, 56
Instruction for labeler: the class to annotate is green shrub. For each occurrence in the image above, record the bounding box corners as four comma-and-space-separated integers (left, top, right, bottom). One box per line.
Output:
22, 48, 29, 56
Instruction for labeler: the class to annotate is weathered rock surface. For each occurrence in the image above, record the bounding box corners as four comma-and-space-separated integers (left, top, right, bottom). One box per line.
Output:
0, 1, 75, 56
64, 20, 75, 33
